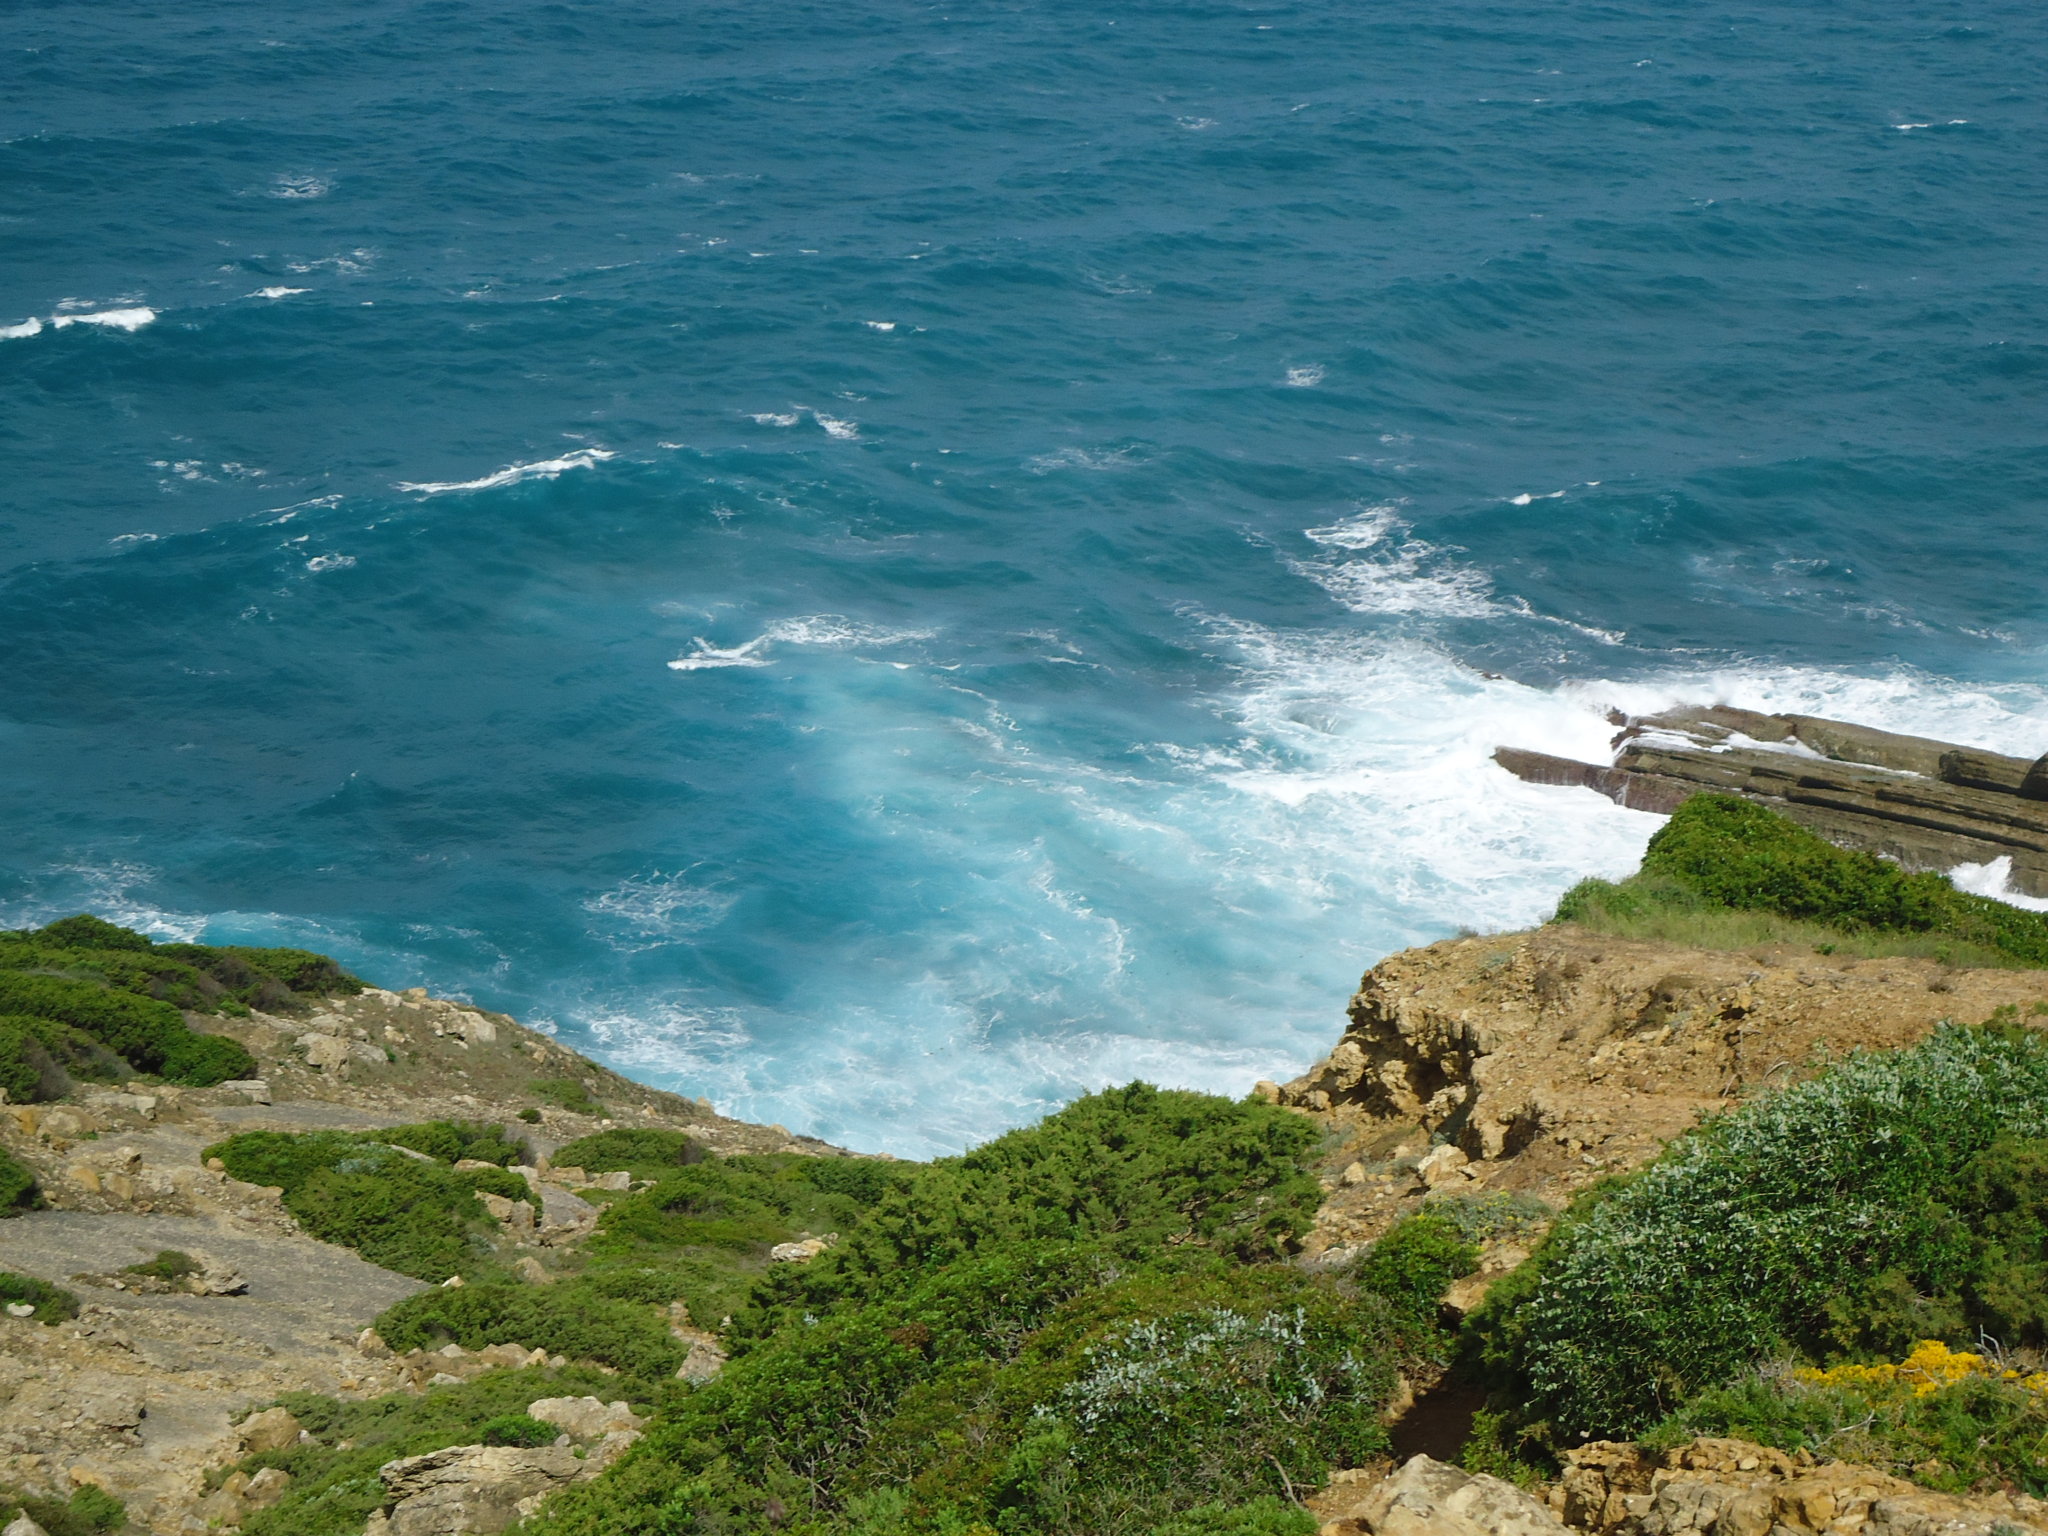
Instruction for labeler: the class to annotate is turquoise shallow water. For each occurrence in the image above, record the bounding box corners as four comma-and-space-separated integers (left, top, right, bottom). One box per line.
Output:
4, 0, 2047, 1153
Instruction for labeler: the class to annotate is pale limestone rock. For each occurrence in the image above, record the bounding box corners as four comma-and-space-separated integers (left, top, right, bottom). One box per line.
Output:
1347, 1455, 1572, 1536
526, 1397, 644, 1440
238, 1406, 304, 1455
769, 1235, 835, 1262
5, 1514, 50, 1536
378, 1443, 584, 1536
218, 1078, 271, 1103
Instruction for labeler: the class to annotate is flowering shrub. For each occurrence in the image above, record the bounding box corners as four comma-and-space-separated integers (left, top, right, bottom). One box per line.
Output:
1467, 1022, 2048, 1441
1796, 1338, 2048, 1399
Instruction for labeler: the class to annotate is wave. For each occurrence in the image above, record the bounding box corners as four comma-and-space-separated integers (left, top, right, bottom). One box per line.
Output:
3, 306, 158, 340
668, 614, 937, 672
397, 447, 615, 495
1291, 504, 1500, 617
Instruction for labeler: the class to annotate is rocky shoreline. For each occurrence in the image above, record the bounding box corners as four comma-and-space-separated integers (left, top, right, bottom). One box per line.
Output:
1496, 705, 2048, 896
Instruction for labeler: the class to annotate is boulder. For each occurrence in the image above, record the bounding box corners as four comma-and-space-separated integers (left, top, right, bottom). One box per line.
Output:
526, 1396, 644, 1440
238, 1406, 304, 1455
377, 1444, 584, 1536
5, 1516, 50, 1536
1324, 1455, 1573, 1536
218, 1078, 272, 1104
769, 1235, 835, 1263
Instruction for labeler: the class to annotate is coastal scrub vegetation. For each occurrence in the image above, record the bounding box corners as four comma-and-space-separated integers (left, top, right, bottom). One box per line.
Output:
0, 913, 363, 1099
0, 1144, 40, 1215
0, 1483, 125, 1536
1554, 794, 2048, 967
0, 1268, 78, 1323
517, 1084, 1425, 1536
1465, 1021, 2048, 1484
206, 1125, 534, 1283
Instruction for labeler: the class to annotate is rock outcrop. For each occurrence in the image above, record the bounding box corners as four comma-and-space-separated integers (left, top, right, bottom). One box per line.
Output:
1495, 705, 2048, 895
1278, 924, 2048, 1254
1312, 1446, 2048, 1536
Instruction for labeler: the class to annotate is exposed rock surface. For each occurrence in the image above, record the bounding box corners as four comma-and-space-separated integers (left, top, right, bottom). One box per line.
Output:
1495, 705, 2048, 895
0, 984, 848, 1532
1313, 1446, 2048, 1536
1279, 924, 2048, 1254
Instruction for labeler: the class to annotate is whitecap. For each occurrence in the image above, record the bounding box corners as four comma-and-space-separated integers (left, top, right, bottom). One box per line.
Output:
269, 173, 330, 198
1292, 505, 1499, 617
667, 614, 937, 673
0, 317, 43, 340
749, 412, 801, 427
396, 447, 614, 495
810, 410, 860, 440
305, 554, 356, 572
1284, 364, 1325, 388
584, 872, 738, 952
863, 320, 897, 332
48, 307, 157, 332
249, 286, 308, 299
1026, 445, 1141, 474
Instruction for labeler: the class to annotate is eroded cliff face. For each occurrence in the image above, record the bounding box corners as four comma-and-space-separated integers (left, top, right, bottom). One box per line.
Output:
1275, 924, 2048, 1257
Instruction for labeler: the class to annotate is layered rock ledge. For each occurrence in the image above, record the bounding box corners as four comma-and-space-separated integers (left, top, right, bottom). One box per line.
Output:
1495, 705, 2048, 895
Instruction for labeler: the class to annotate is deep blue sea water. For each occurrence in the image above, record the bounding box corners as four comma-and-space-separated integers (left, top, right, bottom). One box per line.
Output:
5, 0, 2047, 1154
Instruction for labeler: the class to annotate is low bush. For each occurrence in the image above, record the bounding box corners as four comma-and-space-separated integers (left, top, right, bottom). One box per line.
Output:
367, 1120, 528, 1168
1556, 795, 2048, 967
0, 1269, 77, 1322
740, 1084, 1322, 1340
1651, 1343, 2048, 1496
0, 1484, 125, 1536
0, 1147, 40, 1215
479, 1412, 560, 1447
530, 1077, 604, 1115
374, 1282, 684, 1382
551, 1127, 706, 1179
1466, 1022, 2048, 1443
206, 1131, 501, 1281
123, 1249, 200, 1283
0, 972, 255, 1086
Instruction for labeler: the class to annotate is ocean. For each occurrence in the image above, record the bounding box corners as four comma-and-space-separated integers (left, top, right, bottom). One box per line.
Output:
4, 0, 2045, 1155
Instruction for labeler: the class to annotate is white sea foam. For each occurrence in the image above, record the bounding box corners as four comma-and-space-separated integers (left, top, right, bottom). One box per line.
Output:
1026, 445, 1142, 474
1284, 364, 1325, 387
397, 447, 614, 495
810, 410, 860, 440
1292, 504, 1499, 617
269, 173, 331, 198
749, 412, 801, 427
863, 320, 897, 331
305, 554, 356, 572
1950, 858, 2048, 913
9, 306, 159, 336
584, 871, 738, 952
249, 286, 308, 299
667, 614, 937, 672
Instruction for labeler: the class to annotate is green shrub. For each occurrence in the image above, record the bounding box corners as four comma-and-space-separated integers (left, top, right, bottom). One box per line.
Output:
551, 1127, 705, 1179
0, 1484, 125, 1536
460, 1165, 532, 1202
742, 1083, 1322, 1337
0, 1147, 40, 1216
206, 1131, 500, 1281
517, 1107, 541, 1124
1352, 1211, 1479, 1325
367, 1120, 528, 1167
1652, 1357, 2048, 1497
373, 1281, 684, 1381
1466, 1023, 2048, 1441
124, 1249, 200, 1283
0, 1269, 77, 1322
1560, 795, 2048, 967
0, 972, 256, 1086
479, 1413, 559, 1447
530, 1077, 604, 1115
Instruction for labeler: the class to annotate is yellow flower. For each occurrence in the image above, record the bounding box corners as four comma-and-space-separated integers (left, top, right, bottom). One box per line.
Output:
1798, 1341, 2047, 1399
